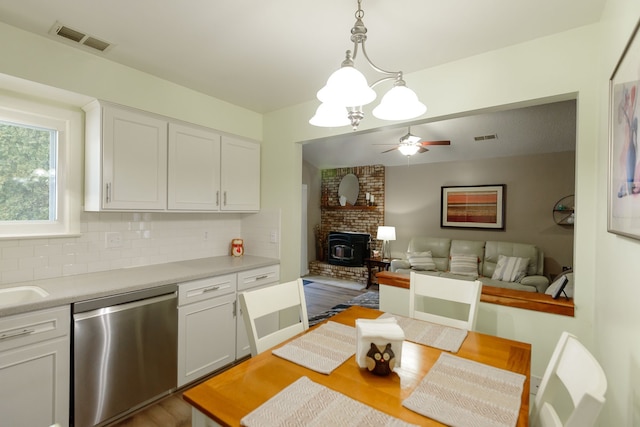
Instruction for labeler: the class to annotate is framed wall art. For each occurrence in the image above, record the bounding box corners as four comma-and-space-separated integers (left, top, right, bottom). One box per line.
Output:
441, 184, 505, 229
608, 18, 640, 240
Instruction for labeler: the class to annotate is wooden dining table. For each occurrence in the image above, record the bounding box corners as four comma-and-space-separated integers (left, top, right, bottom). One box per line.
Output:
183, 306, 531, 426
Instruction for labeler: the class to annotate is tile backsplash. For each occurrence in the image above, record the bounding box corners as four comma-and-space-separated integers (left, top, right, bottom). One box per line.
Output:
0, 209, 281, 285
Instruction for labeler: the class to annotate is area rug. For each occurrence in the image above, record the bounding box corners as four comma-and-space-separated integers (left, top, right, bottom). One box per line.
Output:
308, 291, 379, 327
302, 275, 365, 291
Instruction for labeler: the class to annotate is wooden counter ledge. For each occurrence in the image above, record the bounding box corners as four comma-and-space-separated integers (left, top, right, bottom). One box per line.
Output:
376, 271, 574, 317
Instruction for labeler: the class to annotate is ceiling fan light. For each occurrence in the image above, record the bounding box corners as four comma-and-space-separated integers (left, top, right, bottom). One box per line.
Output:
309, 103, 350, 127
398, 144, 420, 156
372, 85, 427, 121
317, 66, 376, 107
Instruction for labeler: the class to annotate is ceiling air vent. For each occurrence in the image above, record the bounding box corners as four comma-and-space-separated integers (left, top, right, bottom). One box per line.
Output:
49, 22, 112, 53
474, 133, 498, 141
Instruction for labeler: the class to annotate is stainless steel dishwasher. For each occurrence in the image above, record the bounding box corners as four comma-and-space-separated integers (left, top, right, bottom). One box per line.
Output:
72, 284, 178, 427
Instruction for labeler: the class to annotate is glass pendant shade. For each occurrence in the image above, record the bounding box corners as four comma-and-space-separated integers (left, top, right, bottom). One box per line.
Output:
372, 85, 427, 121
309, 103, 350, 127
317, 66, 377, 107
398, 144, 420, 156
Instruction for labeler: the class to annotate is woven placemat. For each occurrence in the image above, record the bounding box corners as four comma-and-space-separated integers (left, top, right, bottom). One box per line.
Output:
241, 376, 418, 427
403, 353, 526, 427
379, 313, 468, 353
271, 321, 356, 374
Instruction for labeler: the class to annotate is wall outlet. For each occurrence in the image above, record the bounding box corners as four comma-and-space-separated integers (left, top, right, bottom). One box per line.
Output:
530, 375, 542, 395
105, 232, 122, 248
270, 230, 278, 243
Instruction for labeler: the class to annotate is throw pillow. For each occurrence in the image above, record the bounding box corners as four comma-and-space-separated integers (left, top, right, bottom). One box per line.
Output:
449, 254, 479, 277
408, 251, 436, 271
492, 255, 530, 282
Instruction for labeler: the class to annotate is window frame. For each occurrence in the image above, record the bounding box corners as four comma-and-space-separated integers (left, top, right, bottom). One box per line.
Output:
0, 92, 82, 239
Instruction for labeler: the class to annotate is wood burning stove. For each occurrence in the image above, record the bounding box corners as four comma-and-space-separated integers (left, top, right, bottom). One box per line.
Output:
327, 231, 371, 267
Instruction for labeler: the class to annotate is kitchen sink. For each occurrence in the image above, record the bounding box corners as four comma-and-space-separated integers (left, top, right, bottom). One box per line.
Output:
0, 286, 49, 307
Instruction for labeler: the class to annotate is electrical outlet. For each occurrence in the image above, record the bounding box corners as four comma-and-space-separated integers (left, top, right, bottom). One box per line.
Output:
530, 375, 542, 395
203, 231, 209, 240
270, 230, 278, 243
105, 232, 122, 248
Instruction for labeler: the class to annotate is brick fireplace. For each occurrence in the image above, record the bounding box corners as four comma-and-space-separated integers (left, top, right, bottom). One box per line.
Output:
309, 165, 385, 285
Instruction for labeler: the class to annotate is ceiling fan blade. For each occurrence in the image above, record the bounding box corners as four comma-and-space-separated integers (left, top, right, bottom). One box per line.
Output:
381, 147, 399, 153
420, 140, 451, 146
417, 147, 429, 153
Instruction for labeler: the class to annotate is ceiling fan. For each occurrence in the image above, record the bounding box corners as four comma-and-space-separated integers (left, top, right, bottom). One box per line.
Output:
380, 127, 451, 156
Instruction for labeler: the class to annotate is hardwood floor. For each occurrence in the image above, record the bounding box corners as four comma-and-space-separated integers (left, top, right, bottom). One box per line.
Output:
107, 279, 375, 427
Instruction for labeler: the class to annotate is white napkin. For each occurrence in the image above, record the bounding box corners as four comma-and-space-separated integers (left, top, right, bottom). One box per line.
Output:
355, 317, 405, 370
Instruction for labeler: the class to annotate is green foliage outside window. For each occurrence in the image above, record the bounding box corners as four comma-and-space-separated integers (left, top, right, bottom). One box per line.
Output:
0, 121, 55, 221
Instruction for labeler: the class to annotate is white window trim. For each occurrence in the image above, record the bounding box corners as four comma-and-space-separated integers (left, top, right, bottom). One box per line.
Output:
0, 92, 82, 239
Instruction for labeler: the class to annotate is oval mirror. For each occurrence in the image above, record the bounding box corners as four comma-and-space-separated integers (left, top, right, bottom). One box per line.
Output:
338, 173, 359, 205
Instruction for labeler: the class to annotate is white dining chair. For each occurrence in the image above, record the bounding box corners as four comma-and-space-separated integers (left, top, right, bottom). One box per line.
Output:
238, 278, 309, 357
408, 271, 482, 331
530, 331, 607, 427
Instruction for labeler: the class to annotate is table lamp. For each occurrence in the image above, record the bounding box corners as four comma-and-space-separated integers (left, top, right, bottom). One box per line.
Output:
377, 226, 396, 261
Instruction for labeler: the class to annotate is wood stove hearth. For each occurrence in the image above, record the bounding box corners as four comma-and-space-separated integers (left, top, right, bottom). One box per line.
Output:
327, 232, 371, 267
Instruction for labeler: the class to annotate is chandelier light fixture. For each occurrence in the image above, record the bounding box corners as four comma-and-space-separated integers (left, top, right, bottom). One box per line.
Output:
309, 0, 427, 131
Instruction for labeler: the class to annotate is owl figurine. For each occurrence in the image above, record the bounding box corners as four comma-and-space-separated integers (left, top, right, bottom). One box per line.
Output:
365, 343, 396, 376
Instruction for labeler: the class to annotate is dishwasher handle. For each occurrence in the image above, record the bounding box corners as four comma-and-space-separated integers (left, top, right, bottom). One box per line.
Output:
74, 291, 176, 321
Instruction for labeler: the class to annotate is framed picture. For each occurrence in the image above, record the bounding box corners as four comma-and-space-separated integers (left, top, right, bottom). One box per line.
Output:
441, 185, 505, 229
608, 18, 640, 240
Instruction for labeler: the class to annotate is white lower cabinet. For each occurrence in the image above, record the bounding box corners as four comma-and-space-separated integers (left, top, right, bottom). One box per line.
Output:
177, 264, 280, 387
0, 306, 70, 427
177, 274, 237, 388
236, 265, 280, 359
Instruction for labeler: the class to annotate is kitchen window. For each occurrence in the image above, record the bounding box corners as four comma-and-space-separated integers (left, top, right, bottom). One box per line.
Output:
0, 93, 82, 238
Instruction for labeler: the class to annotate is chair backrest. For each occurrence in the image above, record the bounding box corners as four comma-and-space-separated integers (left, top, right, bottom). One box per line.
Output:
238, 278, 309, 357
530, 332, 607, 427
408, 271, 482, 331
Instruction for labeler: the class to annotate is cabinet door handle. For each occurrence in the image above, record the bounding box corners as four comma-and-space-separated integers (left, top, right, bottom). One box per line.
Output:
202, 286, 221, 293
223, 191, 227, 206
216, 190, 220, 207
255, 275, 269, 281
0, 328, 35, 341
105, 183, 111, 203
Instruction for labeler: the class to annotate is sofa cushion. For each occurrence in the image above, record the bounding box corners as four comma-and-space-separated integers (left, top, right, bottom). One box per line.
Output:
483, 241, 541, 278
407, 237, 451, 271
450, 240, 486, 273
408, 251, 437, 271
449, 254, 479, 277
491, 255, 529, 282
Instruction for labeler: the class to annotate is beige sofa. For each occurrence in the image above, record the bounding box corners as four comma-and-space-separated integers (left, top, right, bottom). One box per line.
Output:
390, 237, 550, 293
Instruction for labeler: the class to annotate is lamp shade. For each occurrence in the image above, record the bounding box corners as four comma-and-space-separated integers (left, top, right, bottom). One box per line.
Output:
317, 66, 377, 107
309, 103, 350, 127
372, 85, 426, 121
377, 226, 396, 241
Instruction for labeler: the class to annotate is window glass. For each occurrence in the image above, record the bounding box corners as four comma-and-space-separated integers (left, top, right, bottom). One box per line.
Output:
0, 93, 81, 238
0, 121, 57, 221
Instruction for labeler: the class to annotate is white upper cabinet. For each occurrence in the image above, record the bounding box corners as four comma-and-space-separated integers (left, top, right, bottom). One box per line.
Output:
85, 100, 168, 211
221, 137, 260, 211
84, 100, 260, 212
168, 123, 221, 211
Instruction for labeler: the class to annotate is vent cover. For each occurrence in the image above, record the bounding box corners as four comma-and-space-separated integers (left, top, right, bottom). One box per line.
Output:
49, 22, 112, 52
474, 133, 498, 141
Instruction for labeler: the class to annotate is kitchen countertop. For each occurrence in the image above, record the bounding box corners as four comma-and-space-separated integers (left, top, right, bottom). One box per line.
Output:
0, 255, 279, 317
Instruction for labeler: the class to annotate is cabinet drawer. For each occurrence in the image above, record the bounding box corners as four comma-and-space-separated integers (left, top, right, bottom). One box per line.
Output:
0, 306, 70, 353
178, 274, 237, 306
237, 265, 280, 291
